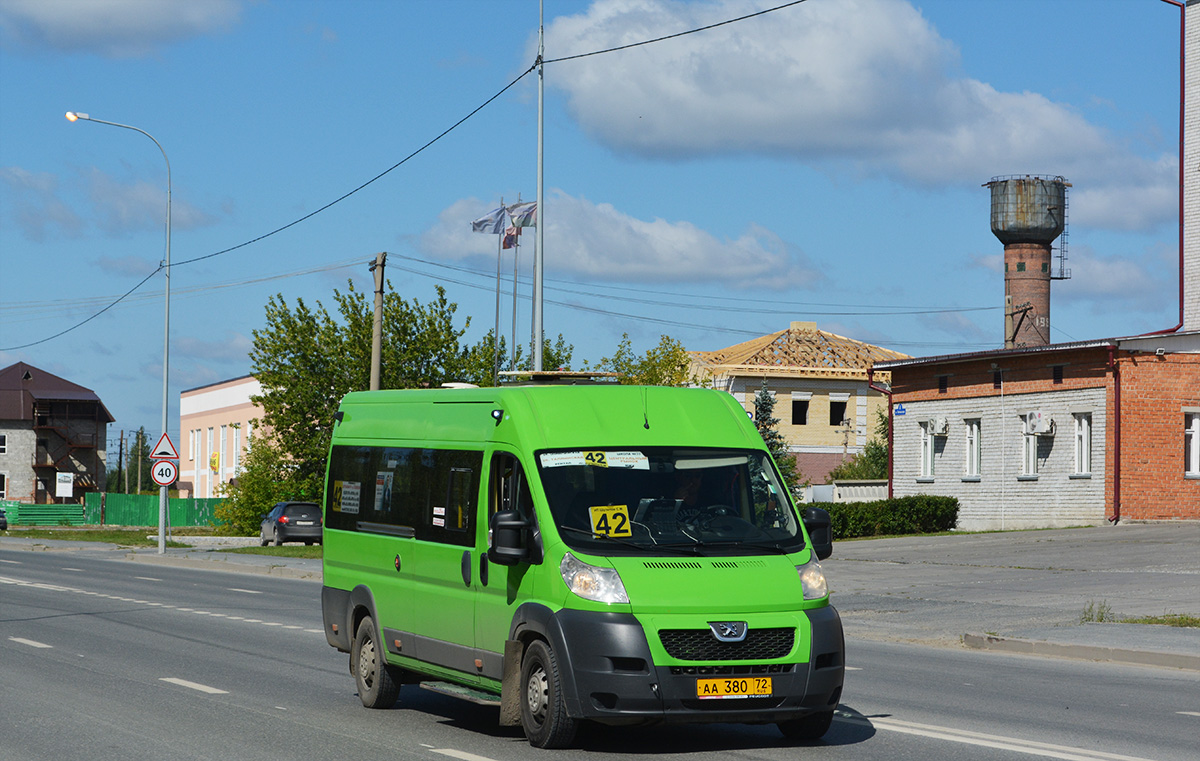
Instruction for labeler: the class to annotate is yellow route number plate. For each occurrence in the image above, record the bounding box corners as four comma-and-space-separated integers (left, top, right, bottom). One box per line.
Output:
696, 676, 772, 699
589, 504, 632, 537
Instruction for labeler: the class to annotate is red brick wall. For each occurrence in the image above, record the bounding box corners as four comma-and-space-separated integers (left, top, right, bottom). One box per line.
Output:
1116, 354, 1200, 520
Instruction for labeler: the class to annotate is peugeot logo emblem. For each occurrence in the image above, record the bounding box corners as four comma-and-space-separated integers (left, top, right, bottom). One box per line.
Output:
708, 621, 748, 643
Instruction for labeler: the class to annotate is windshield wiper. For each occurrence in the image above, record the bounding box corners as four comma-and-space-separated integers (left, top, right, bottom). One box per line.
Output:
687, 539, 794, 556
558, 526, 701, 555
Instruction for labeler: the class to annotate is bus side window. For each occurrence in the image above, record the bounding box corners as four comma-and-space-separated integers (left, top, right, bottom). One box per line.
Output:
489, 453, 538, 555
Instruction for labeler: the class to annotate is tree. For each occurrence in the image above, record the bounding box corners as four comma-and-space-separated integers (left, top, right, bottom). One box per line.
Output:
826, 407, 889, 482
509, 333, 574, 373
218, 281, 485, 532
753, 379, 802, 493
213, 437, 294, 535
595, 333, 697, 386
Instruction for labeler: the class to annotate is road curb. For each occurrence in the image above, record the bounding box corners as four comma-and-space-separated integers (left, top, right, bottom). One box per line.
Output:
962, 633, 1200, 672
121, 551, 323, 582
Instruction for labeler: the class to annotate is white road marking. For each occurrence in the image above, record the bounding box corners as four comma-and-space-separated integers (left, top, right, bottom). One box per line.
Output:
1178, 711, 1200, 717
837, 713, 1159, 761
227, 588, 262, 594
136, 576, 162, 581
0, 574, 323, 635
9, 637, 53, 649
844, 666, 862, 671
0, 559, 22, 564
431, 750, 500, 761
61, 568, 83, 572
160, 677, 228, 695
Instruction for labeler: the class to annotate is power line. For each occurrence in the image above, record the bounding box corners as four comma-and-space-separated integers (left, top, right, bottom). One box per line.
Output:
543, 0, 809, 64
5, 0, 851, 351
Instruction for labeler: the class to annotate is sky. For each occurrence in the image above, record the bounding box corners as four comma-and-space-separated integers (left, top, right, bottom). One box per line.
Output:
0, 0, 1185, 446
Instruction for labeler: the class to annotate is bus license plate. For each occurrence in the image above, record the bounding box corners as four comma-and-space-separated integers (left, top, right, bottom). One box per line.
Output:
696, 676, 772, 699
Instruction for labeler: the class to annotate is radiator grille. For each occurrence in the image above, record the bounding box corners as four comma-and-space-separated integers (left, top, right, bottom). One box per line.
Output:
659, 627, 794, 661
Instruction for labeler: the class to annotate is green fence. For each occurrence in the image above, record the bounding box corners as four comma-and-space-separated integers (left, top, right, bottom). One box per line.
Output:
1, 500, 86, 526
82, 493, 226, 527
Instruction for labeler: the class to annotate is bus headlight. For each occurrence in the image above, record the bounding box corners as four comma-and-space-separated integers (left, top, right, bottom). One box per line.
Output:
560, 553, 629, 604
797, 559, 828, 600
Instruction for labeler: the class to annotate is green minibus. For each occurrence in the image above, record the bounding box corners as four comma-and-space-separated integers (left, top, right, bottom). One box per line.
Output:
321, 383, 843, 748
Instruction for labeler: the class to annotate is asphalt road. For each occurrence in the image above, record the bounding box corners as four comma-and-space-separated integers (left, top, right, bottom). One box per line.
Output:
3, 542, 1198, 761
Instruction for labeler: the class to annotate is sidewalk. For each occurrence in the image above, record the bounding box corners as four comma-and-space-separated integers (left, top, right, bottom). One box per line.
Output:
3, 523, 1197, 669
823, 522, 1200, 671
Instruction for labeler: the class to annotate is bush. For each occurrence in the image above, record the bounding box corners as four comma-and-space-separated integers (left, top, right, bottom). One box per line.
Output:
813, 495, 959, 540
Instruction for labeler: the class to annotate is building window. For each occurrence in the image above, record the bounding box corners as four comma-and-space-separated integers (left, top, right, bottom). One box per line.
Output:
1053, 365, 1064, 384
993, 371, 1002, 389
920, 421, 935, 478
792, 400, 809, 425
964, 419, 981, 477
938, 375, 948, 394
829, 401, 848, 427
0, 472, 6, 499
1022, 413, 1039, 476
1186, 413, 1200, 477
0, 433, 6, 454
232, 425, 241, 473
1073, 413, 1092, 475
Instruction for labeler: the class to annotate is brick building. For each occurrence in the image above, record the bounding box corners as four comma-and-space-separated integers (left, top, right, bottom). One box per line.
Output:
0, 362, 113, 504
875, 334, 1200, 529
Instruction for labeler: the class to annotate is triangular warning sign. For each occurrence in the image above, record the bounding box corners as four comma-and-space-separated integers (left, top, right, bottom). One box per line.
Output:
150, 433, 179, 460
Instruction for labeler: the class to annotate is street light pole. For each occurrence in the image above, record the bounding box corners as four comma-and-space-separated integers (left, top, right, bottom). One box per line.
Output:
66, 111, 172, 554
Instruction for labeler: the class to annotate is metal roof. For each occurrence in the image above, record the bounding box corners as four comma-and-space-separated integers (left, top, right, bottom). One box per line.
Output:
0, 362, 115, 423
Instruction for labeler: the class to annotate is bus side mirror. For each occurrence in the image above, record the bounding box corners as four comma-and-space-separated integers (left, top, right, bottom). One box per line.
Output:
488, 509, 530, 566
803, 507, 833, 561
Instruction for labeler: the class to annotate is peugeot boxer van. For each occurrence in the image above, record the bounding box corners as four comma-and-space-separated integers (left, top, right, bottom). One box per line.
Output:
321, 384, 843, 748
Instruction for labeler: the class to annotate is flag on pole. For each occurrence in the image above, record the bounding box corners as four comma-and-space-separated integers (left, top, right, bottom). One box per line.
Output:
507, 201, 537, 228
471, 206, 509, 234
502, 226, 521, 249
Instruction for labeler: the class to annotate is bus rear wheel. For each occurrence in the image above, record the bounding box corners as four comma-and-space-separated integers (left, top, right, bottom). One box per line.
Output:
352, 615, 399, 709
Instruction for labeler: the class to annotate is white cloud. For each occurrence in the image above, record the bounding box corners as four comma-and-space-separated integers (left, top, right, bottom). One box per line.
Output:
83, 167, 215, 235
176, 332, 252, 363
544, 0, 1176, 231
0, 166, 83, 240
1054, 244, 1173, 315
419, 191, 823, 290
0, 0, 241, 58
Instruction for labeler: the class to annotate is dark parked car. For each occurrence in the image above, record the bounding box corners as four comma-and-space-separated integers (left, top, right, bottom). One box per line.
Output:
259, 501, 322, 546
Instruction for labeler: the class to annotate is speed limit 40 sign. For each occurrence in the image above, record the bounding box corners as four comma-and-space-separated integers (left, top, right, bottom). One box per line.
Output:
151, 459, 178, 487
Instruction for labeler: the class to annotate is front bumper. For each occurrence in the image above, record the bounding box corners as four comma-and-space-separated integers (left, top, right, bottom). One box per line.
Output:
545, 606, 844, 725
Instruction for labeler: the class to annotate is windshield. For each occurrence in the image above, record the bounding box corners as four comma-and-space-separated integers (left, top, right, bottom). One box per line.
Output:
535, 447, 805, 556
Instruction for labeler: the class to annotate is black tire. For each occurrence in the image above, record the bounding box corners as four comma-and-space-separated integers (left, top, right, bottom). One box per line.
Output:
520, 639, 578, 749
777, 709, 834, 741
273, 529, 283, 547
259, 529, 268, 547
352, 616, 400, 709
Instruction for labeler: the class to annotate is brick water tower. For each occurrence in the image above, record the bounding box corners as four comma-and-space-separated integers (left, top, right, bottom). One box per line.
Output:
986, 175, 1071, 348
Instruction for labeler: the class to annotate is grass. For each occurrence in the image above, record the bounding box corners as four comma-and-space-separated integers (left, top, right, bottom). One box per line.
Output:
2, 526, 192, 548
219, 545, 323, 559
1081, 600, 1199, 628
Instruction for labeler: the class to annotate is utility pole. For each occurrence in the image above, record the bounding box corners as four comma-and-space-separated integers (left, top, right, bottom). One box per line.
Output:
369, 252, 386, 391
136, 430, 143, 494
117, 430, 125, 494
